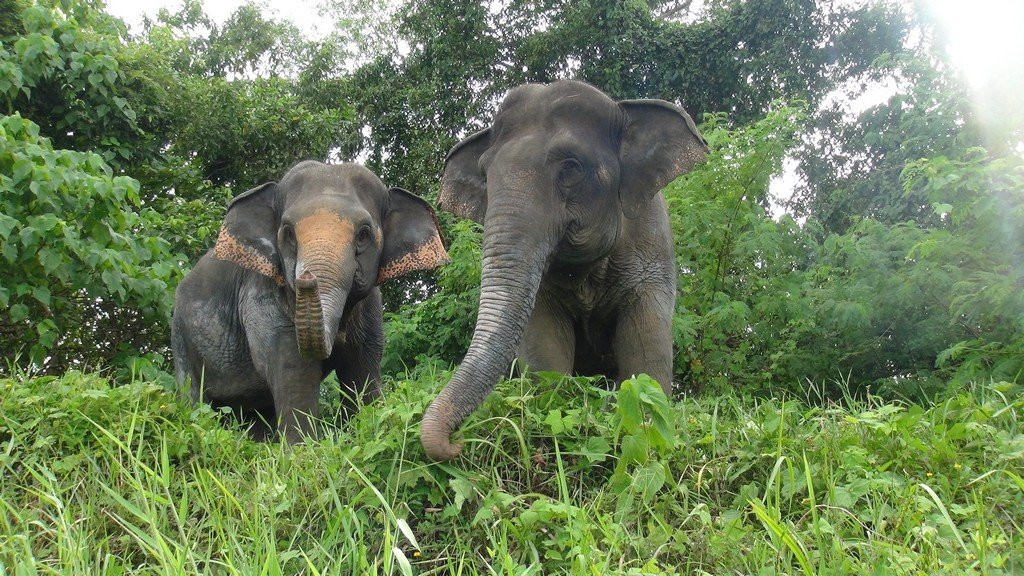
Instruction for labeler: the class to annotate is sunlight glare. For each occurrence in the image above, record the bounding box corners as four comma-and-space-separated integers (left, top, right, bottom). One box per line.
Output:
927, 0, 1024, 89
927, 0, 1024, 153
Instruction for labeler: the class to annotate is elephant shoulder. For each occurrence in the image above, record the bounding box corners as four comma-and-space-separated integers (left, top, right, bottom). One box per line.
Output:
617, 190, 672, 241
177, 253, 253, 306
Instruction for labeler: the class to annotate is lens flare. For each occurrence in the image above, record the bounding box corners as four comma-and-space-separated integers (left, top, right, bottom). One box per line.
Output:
927, 0, 1024, 153
927, 0, 1024, 88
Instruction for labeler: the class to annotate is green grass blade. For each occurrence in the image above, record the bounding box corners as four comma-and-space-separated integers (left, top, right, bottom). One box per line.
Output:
917, 482, 968, 552
749, 498, 815, 576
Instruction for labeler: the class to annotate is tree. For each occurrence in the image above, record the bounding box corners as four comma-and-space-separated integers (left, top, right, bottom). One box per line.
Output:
340, 0, 912, 337
4, 0, 1021, 398
0, 0, 154, 170
788, 53, 985, 232
0, 0, 362, 372
0, 114, 178, 372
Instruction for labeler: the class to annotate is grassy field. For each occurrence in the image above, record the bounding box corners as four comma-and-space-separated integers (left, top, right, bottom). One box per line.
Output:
1, 362, 1021, 575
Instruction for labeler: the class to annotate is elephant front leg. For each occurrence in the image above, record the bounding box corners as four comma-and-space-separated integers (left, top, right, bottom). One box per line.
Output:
517, 291, 576, 374
332, 290, 384, 416
268, 344, 324, 443
612, 289, 675, 396
333, 341, 383, 418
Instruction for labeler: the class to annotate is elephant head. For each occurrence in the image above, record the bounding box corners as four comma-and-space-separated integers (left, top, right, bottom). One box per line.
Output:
422, 80, 706, 460
217, 161, 449, 359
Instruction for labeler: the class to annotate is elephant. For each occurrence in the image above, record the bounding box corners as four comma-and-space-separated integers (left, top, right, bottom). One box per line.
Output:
172, 161, 449, 442
421, 80, 707, 460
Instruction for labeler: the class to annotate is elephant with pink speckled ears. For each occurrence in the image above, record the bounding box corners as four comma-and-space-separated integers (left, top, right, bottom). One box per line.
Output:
172, 161, 449, 442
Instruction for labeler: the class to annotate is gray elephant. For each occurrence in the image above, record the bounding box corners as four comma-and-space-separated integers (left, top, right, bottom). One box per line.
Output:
172, 161, 449, 442
421, 80, 707, 460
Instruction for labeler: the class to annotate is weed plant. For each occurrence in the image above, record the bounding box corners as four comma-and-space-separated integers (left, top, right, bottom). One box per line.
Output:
0, 363, 1021, 574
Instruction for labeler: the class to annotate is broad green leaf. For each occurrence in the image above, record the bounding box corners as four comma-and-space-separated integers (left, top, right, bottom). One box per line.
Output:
449, 477, 475, 512
13, 157, 33, 183
544, 409, 565, 435
635, 460, 667, 504
616, 378, 643, 433
9, 303, 29, 323
578, 437, 610, 464
619, 433, 649, 467
31, 286, 50, 307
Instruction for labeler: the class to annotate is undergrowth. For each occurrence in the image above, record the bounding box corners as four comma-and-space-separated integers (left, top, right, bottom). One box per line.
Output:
0, 363, 1021, 575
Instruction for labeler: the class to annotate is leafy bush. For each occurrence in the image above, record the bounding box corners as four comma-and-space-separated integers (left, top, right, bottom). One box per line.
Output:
666, 104, 816, 393
0, 0, 143, 167
1, 369, 1021, 574
382, 219, 482, 373
901, 151, 1024, 385
0, 114, 179, 372
666, 101, 1024, 397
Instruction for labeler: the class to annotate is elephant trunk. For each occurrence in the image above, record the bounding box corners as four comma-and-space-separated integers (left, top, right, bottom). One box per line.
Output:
293, 218, 352, 360
421, 212, 553, 461
294, 271, 333, 359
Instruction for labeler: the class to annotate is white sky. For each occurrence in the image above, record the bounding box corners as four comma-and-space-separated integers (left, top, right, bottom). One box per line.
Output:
103, 0, 1023, 102
928, 0, 1024, 90
106, 0, 330, 38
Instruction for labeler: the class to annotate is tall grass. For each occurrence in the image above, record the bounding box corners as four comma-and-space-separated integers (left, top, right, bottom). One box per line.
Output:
1, 365, 1021, 574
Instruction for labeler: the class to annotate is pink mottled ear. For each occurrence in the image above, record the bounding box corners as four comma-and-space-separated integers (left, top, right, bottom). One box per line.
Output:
213, 182, 285, 285
377, 187, 450, 284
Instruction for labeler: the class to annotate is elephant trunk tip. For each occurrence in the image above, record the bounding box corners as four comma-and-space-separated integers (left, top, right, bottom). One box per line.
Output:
294, 271, 332, 359
420, 401, 463, 461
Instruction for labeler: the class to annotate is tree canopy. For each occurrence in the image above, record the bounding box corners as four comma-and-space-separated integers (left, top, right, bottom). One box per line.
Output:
1, 0, 1022, 399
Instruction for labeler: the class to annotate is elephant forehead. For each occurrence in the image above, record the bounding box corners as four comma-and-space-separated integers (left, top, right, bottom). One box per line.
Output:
295, 208, 354, 249
548, 92, 617, 122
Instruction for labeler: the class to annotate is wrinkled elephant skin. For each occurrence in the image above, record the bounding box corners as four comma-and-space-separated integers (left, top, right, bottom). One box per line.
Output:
172, 161, 449, 442
422, 80, 708, 460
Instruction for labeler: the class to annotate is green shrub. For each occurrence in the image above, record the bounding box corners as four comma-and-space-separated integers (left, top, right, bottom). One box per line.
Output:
0, 114, 180, 373
2, 369, 1021, 574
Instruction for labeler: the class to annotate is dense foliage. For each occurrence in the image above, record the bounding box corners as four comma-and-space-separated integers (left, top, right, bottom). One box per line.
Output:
0, 0, 362, 370
0, 0, 1020, 392
2, 0, 1023, 571
666, 102, 1024, 397
0, 113, 177, 372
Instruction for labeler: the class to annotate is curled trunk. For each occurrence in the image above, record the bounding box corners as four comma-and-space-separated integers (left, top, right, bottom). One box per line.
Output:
294, 271, 333, 359
421, 221, 552, 460
292, 211, 352, 361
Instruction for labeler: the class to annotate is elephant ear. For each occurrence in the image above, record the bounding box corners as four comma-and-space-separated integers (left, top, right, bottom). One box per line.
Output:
438, 128, 490, 223
618, 99, 708, 219
377, 187, 451, 284
212, 182, 285, 286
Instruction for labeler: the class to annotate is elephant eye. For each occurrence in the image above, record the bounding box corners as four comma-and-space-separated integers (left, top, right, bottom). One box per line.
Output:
280, 224, 296, 249
356, 225, 373, 245
558, 158, 586, 188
